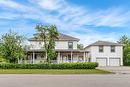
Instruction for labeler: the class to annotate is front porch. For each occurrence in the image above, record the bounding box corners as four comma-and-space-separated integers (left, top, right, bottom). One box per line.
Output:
57, 51, 89, 63
22, 50, 90, 64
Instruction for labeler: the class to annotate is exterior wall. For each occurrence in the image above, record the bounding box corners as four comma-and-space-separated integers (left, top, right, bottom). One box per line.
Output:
59, 52, 85, 63
29, 41, 78, 50
87, 46, 123, 66
26, 52, 85, 64
29, 41, 43, 50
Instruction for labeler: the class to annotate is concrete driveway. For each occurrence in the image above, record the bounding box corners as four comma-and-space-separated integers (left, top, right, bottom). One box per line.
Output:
97, 66, 130, 74
0, 74, 130, 87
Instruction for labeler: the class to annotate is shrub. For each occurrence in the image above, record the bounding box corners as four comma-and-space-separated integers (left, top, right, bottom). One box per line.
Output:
0, 62, 98, 69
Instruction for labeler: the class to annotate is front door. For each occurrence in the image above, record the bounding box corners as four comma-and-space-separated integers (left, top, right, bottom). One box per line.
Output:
68, 54, 71, 62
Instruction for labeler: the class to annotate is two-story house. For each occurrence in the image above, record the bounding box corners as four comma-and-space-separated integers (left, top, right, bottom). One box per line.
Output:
26, 33, 87, 64
26, 33, 123, 66
85, 41, 123, 66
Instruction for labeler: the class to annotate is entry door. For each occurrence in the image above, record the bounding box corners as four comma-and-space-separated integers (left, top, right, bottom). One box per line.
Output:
68, 54, 71, 62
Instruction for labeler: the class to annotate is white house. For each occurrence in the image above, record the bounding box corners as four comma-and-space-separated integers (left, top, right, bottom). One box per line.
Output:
25, 33, 123, 66
85, 41, 123, 66
26, 33, 87, 64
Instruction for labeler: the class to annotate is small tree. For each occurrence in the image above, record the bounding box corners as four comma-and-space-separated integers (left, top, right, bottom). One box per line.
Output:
77, 44, 84, 50
118, 35, 130, 65
0, 30, 26, 63
47, 25, 59, 62
35, 24, 59, 63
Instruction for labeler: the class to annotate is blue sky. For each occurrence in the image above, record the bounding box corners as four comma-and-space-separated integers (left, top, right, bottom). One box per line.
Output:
0, 0, 130, 45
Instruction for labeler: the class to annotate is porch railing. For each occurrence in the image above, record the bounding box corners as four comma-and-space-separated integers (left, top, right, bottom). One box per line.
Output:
19, 60, 58, 64
19, 59, 86, 64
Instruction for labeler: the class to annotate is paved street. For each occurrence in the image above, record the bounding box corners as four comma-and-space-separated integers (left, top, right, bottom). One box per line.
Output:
0, 74, 130, 87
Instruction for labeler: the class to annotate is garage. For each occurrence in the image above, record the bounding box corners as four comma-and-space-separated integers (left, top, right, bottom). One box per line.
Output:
109, 58, 120, 66
96, 58, 107, 66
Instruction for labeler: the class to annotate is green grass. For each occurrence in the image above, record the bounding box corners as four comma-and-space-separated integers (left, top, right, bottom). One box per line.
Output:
0, 69, 112, 74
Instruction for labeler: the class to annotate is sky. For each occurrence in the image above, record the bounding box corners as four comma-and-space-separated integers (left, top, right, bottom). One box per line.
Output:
0, 0, 130, 46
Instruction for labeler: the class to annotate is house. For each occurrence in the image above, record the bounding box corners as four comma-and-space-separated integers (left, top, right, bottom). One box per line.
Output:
85, 41, 123, 66
25, 33, 123, 66
26, 33, 87, 64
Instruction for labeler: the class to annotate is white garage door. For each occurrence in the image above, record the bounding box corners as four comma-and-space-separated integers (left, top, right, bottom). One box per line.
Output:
96, 58, 107, 66
109, 58, 120, 66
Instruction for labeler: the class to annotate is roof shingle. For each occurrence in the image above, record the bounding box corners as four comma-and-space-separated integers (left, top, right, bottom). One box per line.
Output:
86, 40, 123, 47
29, 33, 80, 41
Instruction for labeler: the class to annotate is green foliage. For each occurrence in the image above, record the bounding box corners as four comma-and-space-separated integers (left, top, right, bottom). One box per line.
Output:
0, 56, 9, 64
0, 62, 98, 69
0, 30, 26, 63
77, 44, 84, 50
35, 24, 59, 63
118, 35, 130, 65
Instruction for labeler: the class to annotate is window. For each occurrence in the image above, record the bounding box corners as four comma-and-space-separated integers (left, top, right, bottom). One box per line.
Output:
111, 45, 115, 52
39, 42, 42, 45
78, 56, 83, 62
99, 46, 104, 52
68, 42, 73, 49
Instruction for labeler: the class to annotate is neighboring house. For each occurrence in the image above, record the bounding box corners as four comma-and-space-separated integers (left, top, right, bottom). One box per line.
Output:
25, 33, 123, 66
85, 41, 123, 66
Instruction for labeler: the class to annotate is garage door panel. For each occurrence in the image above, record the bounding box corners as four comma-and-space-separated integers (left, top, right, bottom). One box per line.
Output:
109, 58, 120, 66
96, 58, 107, 66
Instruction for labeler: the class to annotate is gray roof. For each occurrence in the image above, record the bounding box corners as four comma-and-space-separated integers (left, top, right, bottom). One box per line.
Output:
86, 40, 123, 47
29, 33, 79, 41
27, 49, 87, 52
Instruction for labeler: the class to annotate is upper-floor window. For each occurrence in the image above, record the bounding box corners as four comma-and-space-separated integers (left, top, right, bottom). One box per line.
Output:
99, 46, 103, 52
111, 45, 115, 52
68, 42, 73, 49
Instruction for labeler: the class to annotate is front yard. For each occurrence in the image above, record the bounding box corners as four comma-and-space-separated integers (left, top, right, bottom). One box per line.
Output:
0, 69, 112, 74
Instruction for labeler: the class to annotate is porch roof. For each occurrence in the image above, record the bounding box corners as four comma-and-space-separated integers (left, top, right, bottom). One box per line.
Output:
27, 49, 89, 52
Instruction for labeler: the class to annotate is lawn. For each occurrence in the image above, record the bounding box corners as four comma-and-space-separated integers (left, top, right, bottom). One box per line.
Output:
0, 69, 112, 74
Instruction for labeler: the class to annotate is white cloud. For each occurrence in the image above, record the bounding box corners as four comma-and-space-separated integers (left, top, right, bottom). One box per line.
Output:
36, 0, 63, 10
94, 8, 130, 27
0, 0, 25, 9
68, 31, 120, 46
0, 0, 130, 45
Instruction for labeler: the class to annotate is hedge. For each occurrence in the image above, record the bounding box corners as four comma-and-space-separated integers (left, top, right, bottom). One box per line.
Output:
0, 62, 98, 69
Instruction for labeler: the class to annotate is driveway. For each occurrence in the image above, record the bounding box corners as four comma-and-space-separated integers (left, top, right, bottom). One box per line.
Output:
0, 74, 130, 87
97, 66, 130, 74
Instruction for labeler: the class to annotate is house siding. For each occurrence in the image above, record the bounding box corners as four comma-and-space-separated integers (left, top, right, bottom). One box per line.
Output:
29, 41, 78, 50
86, 46, 123, 66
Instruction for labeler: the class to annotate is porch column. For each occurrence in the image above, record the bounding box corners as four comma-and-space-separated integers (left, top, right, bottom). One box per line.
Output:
57, 52, 60, 63
71, 51, 73, 63
86, 52, 89, 62
32, 52, 35, 64
83, 52, 86, 62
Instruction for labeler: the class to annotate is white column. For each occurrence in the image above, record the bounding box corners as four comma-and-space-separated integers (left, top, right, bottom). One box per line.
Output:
33, 52, 35, 64
107, 57, 109, 66
86, 52, 89, 62
57, 52, 60, 63
71, 51, 73, 63
83, 52, 86, 62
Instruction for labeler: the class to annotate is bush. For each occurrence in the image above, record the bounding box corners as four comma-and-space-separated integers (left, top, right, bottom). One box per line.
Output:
0, 62, 98, 69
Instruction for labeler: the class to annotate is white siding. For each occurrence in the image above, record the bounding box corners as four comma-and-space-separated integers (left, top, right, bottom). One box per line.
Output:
29, 41, 43, 50
86, 46, 123, 66
29, 41, 78, 50
85, 46, 123, 66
